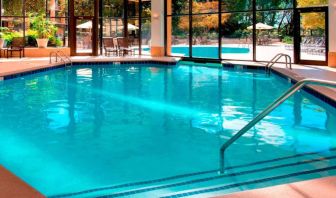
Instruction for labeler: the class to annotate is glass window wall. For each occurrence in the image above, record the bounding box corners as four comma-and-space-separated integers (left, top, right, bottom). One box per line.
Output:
166, 0, 328, 63
0, 0, 68, 48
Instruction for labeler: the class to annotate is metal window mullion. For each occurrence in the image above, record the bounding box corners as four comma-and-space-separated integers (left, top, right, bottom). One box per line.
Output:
139, 0, 142, 55
218, 0, 222, 60
189, 0, 192, 58
164, 0, 167, 56
99, 0, 103, 55
252, 0, 256, 61
23, 0, 26, 47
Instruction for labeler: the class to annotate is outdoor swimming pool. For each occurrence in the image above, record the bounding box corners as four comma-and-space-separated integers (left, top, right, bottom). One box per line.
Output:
0, 63, 336, 197
143, 46, 250, 58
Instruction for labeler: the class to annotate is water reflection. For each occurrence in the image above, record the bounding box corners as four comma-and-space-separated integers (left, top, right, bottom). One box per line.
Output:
42, 65, 336, 152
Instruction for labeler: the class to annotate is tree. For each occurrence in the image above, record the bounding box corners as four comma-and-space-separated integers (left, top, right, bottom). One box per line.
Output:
297, 0, 327, 31
296, 0, 328, 7
178, 1, 230, 39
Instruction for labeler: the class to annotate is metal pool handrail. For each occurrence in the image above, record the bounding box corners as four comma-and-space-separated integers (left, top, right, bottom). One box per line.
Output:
219, 78, 336, 174
49, 51, 73, 66
265, 53, 292, 75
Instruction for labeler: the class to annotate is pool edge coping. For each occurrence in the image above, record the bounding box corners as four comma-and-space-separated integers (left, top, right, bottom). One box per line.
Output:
0, 165, 45, 198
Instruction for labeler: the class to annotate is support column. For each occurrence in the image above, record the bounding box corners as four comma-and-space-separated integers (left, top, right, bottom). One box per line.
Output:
329, 0, 336, 66
151, 0, 165, 57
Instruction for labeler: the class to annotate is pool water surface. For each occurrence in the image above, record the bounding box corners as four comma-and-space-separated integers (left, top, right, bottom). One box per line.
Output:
0, 63, 335, 197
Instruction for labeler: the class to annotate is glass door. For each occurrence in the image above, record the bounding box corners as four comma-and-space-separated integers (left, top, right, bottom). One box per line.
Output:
298, 8, 328, 65
75, 17, 93, 55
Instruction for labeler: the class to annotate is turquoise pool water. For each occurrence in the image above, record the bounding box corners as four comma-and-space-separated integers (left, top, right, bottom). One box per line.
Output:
0, 63, 336, 197
143, 46, 250, 58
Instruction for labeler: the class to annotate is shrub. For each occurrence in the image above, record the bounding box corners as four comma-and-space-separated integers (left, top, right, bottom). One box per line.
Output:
283, 36, 293, 44
29, 14, 57, 39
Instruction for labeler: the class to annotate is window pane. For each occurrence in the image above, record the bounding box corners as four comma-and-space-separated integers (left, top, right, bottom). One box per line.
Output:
141, 18, 151, 55
1, 17, 24, 47
192, 14, 219, 59
53, 18, 68, 47
103, 0, 124, 17
3, 0, 23, 16
256, 10, 294, 61
221, 12, 252, 60
221, 0, 252, 12
167, 16, 190, 57
48, 0, 68, 17
300, 12, 326, 61
297, 0, 328, 8
168, 0, 189, 15
103, 18, 124, 37
256, 0, 293, 10
141, 0, 151, 17
128, 0, 139, 17
74, 0, 94, 16
141, 0, 151, 55
192, 0, 218, 14
128, 18, 140, 54
26, 0, 46, 15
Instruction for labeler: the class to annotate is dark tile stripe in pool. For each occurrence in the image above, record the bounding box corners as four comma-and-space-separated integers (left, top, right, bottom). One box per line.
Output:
3, 64, 66, 80
50, 148, 336, 198
95, 156, 336, 198
160, 165, 336, 198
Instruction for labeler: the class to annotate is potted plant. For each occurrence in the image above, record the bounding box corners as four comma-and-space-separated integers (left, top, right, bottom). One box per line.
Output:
0, 27, 9, 48
30, 14, 57, 48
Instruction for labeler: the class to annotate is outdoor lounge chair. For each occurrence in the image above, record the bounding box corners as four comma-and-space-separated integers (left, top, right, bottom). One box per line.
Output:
117, 37, 135, 56
6, 37, 25, 58
103, 37, 118, 56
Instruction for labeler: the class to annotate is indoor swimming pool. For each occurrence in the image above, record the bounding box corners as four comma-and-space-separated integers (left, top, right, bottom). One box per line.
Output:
0, 63, 336, 197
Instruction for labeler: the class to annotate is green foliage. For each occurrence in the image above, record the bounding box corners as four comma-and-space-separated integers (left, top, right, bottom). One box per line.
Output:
0, 27, 10, 39
3, 31, 22, 45
2, 0, 23, 16
75, 0, 94, 16
25, 0, 46, 14
29, 14, 58, 39
103, 0, 124, 17
48, 36, 63, 47
283, 36, 293, 44
27, 29, 38, 46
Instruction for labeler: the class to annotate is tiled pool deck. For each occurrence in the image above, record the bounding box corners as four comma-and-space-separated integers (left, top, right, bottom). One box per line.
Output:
1, 56, 336, 197
217, 176, 336, 198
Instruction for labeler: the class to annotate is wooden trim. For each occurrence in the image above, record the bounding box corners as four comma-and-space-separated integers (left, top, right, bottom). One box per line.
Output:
328, 52, 336, 67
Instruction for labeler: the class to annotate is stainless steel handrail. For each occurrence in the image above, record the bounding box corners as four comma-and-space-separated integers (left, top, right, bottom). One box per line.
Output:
57, 50, 73, 66
219, 78, 336, 174
49, 51, 72, 66
265, 53, 292, 74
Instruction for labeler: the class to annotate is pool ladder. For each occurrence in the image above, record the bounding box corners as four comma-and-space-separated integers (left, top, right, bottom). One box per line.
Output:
50, 50, 73, 67
219, 78, 336, 174
265, 53, 292, 75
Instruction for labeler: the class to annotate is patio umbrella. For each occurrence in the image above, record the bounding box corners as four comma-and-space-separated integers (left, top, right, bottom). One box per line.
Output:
117, 24, 139, 31
77, 21, 92, 29
247, 23, 274, 30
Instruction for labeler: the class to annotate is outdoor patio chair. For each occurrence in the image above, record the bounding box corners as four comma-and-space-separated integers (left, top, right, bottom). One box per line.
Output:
6, 37, 25, 58
103, 37, 118, 56
117, 37, 135, 56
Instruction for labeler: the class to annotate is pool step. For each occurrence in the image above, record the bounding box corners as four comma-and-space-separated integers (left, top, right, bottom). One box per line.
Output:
122, 154, 336, 198
161, 165, 336, 198
49, 169, 218, 198
50, 149, 336, 198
